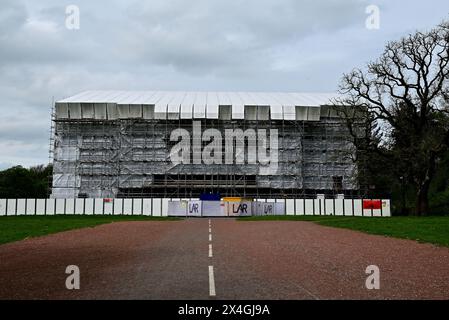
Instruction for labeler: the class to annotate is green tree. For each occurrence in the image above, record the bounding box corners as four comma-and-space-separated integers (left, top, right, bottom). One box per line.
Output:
0, 164, 52, 198
337, 21, 449, 215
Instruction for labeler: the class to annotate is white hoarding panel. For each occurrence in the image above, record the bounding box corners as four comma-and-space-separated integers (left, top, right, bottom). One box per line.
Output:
260, 202, 276, 216
113, 199, 123, 215
251, 202, 259, 216
314, 199, 321, 215
153, 198, 162, 216
56, 199, 65, 214
94, 199, 103, 215
227, 201, 252, 216
295, 199, 304, 215
335, 199, 344, 216
104, 199, 113, 215
325, 199, 334, 216
274, 202, 285, 215
142, 199, 152, 216
123, 199, 133, 215
286, 199, 295, 215
363, 200, 373, 217
66, 199, 75, 214
187, 200, 202, 217
7, 199, 16, 215
344, 199, 353, 216
0, 199, 6, 216
372, 199, 383, 217
202, 201, 225, 217
162, 199, 169, 217
17, 199, 26, 215
304, 199, 314, 215
36, 199, 46, 215
382, 200, 391, 217
85, 199, 94, 215
26, 199, 36, 215
168, 200, 187, 216
354, 199, 363, 216
133, 199, 142, 215
46, 199, 56, 215
75, 199, 84, 215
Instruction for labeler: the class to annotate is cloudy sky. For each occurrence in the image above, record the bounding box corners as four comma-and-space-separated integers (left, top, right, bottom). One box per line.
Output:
1, 0, 448, 169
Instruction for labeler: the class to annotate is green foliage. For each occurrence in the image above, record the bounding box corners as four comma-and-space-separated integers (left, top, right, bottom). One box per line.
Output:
239, 216, 449, 247
0, 164, 52, 198
0, 215, 181, 245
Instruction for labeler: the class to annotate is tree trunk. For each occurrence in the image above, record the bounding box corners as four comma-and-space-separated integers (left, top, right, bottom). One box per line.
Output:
416, 185, 430, 216
415, 154, 436, 216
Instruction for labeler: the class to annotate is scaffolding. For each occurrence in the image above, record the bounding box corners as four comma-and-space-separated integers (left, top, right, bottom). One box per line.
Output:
50, 105, 363, 199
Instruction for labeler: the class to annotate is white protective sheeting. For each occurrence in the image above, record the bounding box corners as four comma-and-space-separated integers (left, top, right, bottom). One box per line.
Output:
56, 90, 340, 121
55, 103, 69, 118
81, 104, 95, 119
206, 92, 219, 119
94, 103, 107, 120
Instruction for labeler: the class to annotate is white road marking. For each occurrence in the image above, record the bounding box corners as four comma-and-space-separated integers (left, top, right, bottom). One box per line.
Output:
209, 234, 212, 242
209, 244, 213, 257
209, 266, 216, 296
209, 227, 212, 233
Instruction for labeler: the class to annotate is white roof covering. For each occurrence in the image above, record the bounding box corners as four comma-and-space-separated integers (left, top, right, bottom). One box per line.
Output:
56, 91, 340, 121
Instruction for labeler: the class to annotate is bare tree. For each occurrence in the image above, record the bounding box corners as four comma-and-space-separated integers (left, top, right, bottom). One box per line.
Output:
336, 21, 449, 215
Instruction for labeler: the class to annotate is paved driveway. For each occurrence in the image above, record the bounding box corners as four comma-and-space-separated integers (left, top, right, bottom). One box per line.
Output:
0, 218, 448, 299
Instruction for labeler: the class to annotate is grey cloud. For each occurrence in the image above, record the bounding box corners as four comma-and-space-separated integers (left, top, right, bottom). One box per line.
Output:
1, 0, 449, 167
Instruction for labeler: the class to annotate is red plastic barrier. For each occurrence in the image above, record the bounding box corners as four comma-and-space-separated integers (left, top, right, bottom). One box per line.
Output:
363, 200, 382, 210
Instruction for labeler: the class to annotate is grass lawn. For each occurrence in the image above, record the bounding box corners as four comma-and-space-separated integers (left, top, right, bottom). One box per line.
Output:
0, 215, 180, 245
238, 215, 449, 247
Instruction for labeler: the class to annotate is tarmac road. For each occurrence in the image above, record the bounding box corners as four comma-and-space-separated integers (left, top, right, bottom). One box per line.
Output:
0, 218, 448, 300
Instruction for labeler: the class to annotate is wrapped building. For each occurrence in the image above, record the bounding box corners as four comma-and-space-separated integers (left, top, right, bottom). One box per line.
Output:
51, 91, 360, 199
